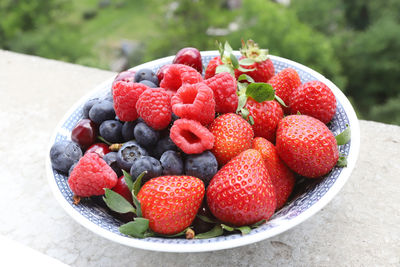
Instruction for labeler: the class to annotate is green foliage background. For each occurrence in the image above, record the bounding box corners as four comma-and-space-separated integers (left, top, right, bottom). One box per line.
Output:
1, 0, 399, 125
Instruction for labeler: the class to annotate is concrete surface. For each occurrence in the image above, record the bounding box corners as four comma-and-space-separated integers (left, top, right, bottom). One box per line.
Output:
0, 50, 399, 266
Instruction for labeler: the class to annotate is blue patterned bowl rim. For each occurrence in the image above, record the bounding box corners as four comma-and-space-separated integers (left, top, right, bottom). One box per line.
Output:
46, 51, 360, 252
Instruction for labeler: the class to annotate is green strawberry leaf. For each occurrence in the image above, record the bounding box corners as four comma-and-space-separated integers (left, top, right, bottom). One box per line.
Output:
194, 225, 224, 239
122, 170, 133, 192
197, 214, 217, 224
97, 136, 112, 146
216, 64, 234, 76
133, 171, 147, 196
337, 155, 348, 167
132, 194, 142, 217
245, 83, 275, 103
250, 219, 266, 228
217, 41, 224, 58
230, 53, 239, 69
236, 94, 248, 113
103, 188, 136, 214
154, 227, 191, 238
335, 124, 351, 145
237, 74, 255, 83
221, 224, 234, 232
238, 58, 256, 66
248, 115, 255, 125
274, 95, 288, 107
224, 41, 233, 54
119, 217, 149, 238
236, 226, 251, 235
240, 107, 250, 120
237, 66, 256, 72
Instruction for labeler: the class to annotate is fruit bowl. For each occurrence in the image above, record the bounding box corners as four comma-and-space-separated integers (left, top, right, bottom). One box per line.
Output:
46, 51, 360, 252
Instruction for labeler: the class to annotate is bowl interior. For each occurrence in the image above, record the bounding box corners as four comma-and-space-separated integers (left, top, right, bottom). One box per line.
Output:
47, 52, 359, 252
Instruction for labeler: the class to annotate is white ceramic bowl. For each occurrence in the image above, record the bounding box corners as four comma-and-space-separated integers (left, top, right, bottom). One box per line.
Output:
46, 51, 360, 252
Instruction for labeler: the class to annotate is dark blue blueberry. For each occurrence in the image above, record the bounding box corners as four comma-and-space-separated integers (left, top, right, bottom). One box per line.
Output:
130, 156, 162, 183
152, 135, 178, 159
171, 113, 180, 123
82, 98, 100, 119
121, 121, 136, 141
134, 122, 160, 148
102, 91, 114, 103
68, 162, 77, 176
139, 80, 157, 88
160, 150, 183, 175
134, 68, 158, 85
117, 141, 148, 171
184, 151, 218, 185
89, 100, 115, 124
50, 141, 82, 173
103, 152, 123, 177
99, 120, 123, 143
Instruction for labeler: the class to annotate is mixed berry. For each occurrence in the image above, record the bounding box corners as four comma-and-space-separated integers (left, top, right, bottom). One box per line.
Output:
50, 40, 351, 239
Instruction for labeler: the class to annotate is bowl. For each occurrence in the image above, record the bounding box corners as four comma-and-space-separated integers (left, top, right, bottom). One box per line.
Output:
46, 51, 360, 252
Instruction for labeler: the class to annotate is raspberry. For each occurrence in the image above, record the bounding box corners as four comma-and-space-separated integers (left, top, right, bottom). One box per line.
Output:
170, 119, 214, 154
68, 153, 118, 197
204, 72, 238, 113
160, 64, 203, 93
136, 88, 172, 130
171, 83, 215, 125
204, 56, 223, 79
113, 81, 149, 121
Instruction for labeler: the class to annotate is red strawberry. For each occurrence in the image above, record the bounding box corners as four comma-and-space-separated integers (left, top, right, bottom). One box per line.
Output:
113, 81, 149, 121
276, 115, 339, 178
204, 72, 238, 114
207, 149, 276, 226
68, 153, 118, 197
234, 40, 275, 83
209, 113, 254, 165
245, 99, 283, 143
252, 137, 295, 209
204, 56, 223, 79
289, 80, 337, 124
268, 68, 301, 111
137, 176, 205, 235
135, 88, 172, 130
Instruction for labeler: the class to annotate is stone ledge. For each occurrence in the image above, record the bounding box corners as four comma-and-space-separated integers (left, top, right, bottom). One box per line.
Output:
1, 50, 399, 266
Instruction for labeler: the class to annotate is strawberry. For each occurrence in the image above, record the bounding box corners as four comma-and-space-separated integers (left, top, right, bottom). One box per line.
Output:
252, 137, 295, 209
245, 98, 283, 143
276, 115, 339, 178
206, 149, 276, 226
289, 80, 337, 124
137, 176, 205, 235
209, 113, 254, 165
204, 56, 223, 79
234, 40, 275, 83
268, 68, 302, 112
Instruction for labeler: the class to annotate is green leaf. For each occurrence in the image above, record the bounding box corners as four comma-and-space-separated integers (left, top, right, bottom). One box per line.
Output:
215, 65, 234, 76
237, 74, 255, 83
274, 95, 288, 107
122, 170, 133, 192
230, 53, 239, 69
337, 156, 348, 167
245, 83, 275, 103
236, 94, 248, 113
238, 58, 255, 66
248, 115, 255, 125
133, 171, 147, 196
197, 214, 217, 224
155, 227, 190, 238
119, 218, 149, 238
194, 225, 224, 239
224, 41, 233, 54
97, 136, 112, 146
241, 107, 250, 120
237, 66, 256, 72
132, 194, 142, 217
221, 224, 235, 232
103, 188, 136, 214
335, 125, 351, 145
250, 219, 266, 228
236, 226, 251, 235
217, 41, 224, 57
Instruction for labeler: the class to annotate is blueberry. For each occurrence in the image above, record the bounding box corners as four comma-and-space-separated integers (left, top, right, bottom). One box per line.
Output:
117, 141, 148, 171
102, 91, 114, 103
68, 162, 77, 176
82, 98, 100, 118
50, 141, 82, 173
134, 122, 160, 148
184, 151, 218, 185
99, 120, 123, 143
160, 150, 183, 175
122, 121, 136, 141
171, 113, 180, 123
139, 80, 157, 88
103, 152, 123, 177
130, 156, 162, 183
89, 100, 115, 124
134, 68, 158, 85
152, 135, 177, 159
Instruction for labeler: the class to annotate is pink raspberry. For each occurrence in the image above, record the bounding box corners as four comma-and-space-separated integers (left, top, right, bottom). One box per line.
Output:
136, 88, 172, 130
171, 83, 215, 125
68, 153, 118, 197
204, 72, 238, 113
170, 119, 214, 154
160, 64, 203, 93
113, 81, 149, 121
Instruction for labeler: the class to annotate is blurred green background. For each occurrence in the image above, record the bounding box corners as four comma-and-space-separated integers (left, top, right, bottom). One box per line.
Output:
1, 0, 399, 125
